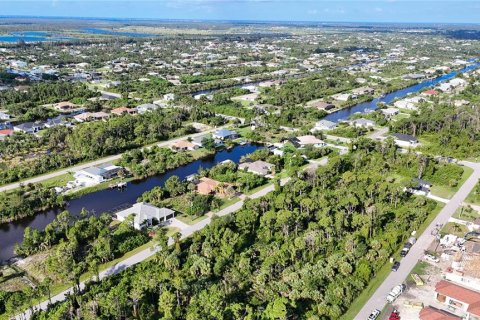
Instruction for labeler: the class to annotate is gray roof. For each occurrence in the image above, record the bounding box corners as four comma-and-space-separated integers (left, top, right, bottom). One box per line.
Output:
393, 133, 418, 143
214, 128, 237, 138
239, 160, 274, 175
116, 202, 174, 227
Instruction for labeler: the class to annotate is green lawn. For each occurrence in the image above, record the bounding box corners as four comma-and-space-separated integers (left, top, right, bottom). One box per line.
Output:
440, 222, 468, 237
176, 214, 209, 226
452, 206, 479, 222
465, 180, 480, 205
429, 166, 473, 199
340, 202, 444, 320
39, 173, 74, 189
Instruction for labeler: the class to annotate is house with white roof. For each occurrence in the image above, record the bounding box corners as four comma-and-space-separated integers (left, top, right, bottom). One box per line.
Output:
116, 202, 175, 230
74, 163, 122, 184
311, 120, 337, 132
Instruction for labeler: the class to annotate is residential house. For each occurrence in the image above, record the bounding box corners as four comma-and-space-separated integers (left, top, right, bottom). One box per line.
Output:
422, 89, 439, 97
332, 93, 356, 102
381, 107, 400, 118
239, 160, 274, 176
392, 133, 418, 148
196, 177, 231, 196
55, 101, 77, 112
419, 306, 461, 320
348, 118, 375, 128
171, 140, 198, 152
45, 115, 71, 128
0, 129, 14, 141
74, 112, 92, 122
310, 101, 335, 111
13, 121, 45, 134
311, 120, 337, 132
407, 178, 432, 195
0, 112, 11, 120
74, 163, 122, 184
293, 135, 326, 148
111, 107, 137, 116
136, 103, 159, 114
90, 112, 110, 121
116, 202, 175, 230
213, 129, 238, 141
352, 86, 375, 95
434, 280, 480, 319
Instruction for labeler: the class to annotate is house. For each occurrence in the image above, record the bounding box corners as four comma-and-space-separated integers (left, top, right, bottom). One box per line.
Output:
111, 107, 137, 116
310, 101, 335, 110
136, 103, 159, 114
381, 107, 400, 118
74, 163, 122, 184
352, 87, 375, 95
332, 93, 356, 102
239, 160, 274, 176
163, 93, 175, 101
419, 306, 461, 320
422, 89, 439, 97
348, 118, 375, 128
0, 112, 11, 120
45, 115, 71, 128
115, 202, 175, 230
407, 178, 432, 195
74, 112, 92, 122
13, 121, 45, 134
311, 120, 337, 132
171, 140, 198, 152
293, 135, 326, 148
0, 129, 14, 140
55, 101, 77, 111
393, 133, 418, 148
90, 112, 110, 121
213, 129, 238, 140
435, 280, 480, 319
196, 177, 232, 196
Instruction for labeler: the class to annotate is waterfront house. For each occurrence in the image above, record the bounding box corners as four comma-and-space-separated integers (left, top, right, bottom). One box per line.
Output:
348, 118, 375, 128
310, 101, 335, 111
13, 121, 45, 134
111, 107, 137, 116
45, 115, 71, 128
116, 202, 175, 230
381, 107, 400, 119
74, 163, 122, 184
171, 140, 198, 152
352, 86, 375, 95
213, 129, 238, 140
239, 160, 274, 176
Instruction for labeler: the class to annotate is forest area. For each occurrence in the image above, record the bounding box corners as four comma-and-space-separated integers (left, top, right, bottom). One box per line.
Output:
1, 141, 444, 320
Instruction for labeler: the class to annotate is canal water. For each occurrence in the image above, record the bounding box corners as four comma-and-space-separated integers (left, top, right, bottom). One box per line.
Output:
323, 61, 480, 122
0, 144, 259, 262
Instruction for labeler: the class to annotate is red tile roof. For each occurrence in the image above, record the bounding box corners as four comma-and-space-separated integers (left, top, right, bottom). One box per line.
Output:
419, 306, 461, 320
423, 89, 438, 95
0, 129, 14, 135
435, 280, 480, 316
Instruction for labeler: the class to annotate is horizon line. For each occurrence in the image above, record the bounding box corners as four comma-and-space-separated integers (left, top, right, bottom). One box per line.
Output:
0, 15, 479, 26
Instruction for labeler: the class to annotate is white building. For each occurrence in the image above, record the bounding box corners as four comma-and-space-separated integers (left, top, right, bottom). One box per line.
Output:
74, 163, 122, 184
311, 120, 337, 132
116, 202, 175, 230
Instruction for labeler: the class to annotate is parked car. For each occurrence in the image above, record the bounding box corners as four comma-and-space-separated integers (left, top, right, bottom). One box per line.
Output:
387, 284, 406, 303
424, 254, 440, 263
389, 309, 400, 320
368, 309, 381, 320
400, 242, 413, 257
392, 261, 400, 272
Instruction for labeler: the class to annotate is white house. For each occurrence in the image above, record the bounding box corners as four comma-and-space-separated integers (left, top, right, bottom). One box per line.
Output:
116, 202, 175, 230
294, 135, 327, 148
74, 163, 122, 184
136, 103, 159, 114
392, 133, 418, 148
311, 120, 337, 132
348, 118, 375, 128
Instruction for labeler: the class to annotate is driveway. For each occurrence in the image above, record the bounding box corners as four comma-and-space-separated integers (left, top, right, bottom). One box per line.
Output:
355, 161, 480, 319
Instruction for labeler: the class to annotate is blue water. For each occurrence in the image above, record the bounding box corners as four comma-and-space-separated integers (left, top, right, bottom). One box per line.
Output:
324, 61, 480, 122
0, 144, 260, 262
0, 31, 76, 43
81, 28, 154, 37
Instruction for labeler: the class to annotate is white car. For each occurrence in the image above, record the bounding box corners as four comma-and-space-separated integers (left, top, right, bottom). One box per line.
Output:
425, 254, 440, 263
368, 309, 381, 320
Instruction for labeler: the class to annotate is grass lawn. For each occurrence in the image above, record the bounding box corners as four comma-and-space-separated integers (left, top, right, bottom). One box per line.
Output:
39, 172, 74, 188
215, 196, 241, 210
452, 206, 479, 222
176, 214, 208, 226
440, 222, 468, 237
429, 166, 473, 199
465, 180, 480, 205
244, 182, 272, 196
340, 202, 444, 320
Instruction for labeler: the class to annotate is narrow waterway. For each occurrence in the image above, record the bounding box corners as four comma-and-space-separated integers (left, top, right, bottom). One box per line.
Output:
0, 144, 260, 262
324, 61, 480, 122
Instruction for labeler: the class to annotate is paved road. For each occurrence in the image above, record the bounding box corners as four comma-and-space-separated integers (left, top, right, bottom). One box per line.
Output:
355, 161, 480, 320
0, 128, 218, 193
15, 173, 294, 319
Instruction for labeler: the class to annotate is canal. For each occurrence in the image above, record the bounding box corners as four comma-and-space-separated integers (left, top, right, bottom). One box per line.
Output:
0, 143, 260, 262
323, 61, 480, 122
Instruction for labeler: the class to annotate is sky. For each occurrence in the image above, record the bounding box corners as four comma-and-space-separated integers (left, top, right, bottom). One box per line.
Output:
0, 0, 479, 24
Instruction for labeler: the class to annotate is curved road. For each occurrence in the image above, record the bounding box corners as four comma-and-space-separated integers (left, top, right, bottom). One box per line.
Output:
355, 161, 480, 320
